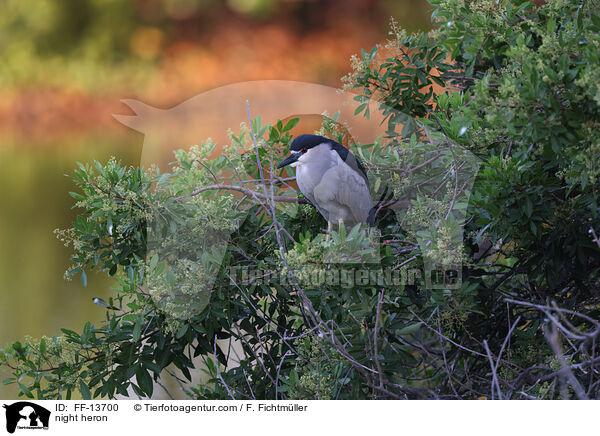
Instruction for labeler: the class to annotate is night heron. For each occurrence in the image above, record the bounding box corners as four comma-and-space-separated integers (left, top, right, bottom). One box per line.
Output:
276, 134, 374, 234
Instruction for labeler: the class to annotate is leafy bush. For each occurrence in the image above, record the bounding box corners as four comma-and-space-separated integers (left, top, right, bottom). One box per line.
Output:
2, 0, 599, 399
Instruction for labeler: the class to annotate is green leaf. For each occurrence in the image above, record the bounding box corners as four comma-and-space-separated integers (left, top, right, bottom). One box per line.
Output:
136, 367, 154, 397
547, 17, 556, 34
149, 254, 159, 270
354, 103, 367, 115
79, 380, 91, 400
132, 317, 142, 342
175, 324, 189, 339
529, 221, 537, 236
397, 322, 422, 336
205, 357, 217, 375
66, 266, 82, 277
69, 191, 85, 201
283, 117, 300, 132
94, 160, 106, 177
18, 383, 34, 398
92, 297, 109, 308
81, 270, 87, 287
525, 198, 533, 218
374, 177, 381, 193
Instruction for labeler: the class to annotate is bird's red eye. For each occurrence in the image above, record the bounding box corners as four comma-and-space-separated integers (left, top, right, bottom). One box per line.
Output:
301, 148, 308, 153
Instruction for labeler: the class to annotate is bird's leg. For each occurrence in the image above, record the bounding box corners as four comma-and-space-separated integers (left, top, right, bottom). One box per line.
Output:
326, 221, 333, 241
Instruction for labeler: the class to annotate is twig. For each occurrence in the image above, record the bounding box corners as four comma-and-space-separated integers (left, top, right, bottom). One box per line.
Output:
392, 255, 417, 271
275, 350, 293, 400
408, 308, 488, 358
505, 298, 596, 341
213, 335, 236, 399
533, 355, 600, 385
181, 183, 308, 204
365, 152, 443, 173
194, 159, 219, 185
156, 380, 175, 400
590, 227, 600, 248
373, 290, 385, 389
544, 325, 589, 400
242, 368, 256, 400
493, 315, 521, 398
247, 100, 270, 206
483, 340, 502, 400
437, 314, 459, 397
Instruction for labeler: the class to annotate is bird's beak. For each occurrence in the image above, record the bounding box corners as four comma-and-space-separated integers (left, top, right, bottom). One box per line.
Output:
276, 153, 299, 169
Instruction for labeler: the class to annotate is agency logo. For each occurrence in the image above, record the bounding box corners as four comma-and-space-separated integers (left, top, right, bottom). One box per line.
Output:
113, 80, 480, 321
2, 402, 50, 433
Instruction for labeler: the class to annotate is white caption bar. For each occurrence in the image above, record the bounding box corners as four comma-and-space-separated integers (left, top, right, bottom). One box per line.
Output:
0, 400, 594, 435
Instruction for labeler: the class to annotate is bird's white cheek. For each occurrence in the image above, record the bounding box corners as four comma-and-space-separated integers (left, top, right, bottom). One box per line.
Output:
290, 161, 300, 168
293, 153, 310, 167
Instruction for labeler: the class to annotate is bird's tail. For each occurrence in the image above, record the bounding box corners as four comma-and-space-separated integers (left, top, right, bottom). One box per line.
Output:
367, 207, 376, 227
368, 183, 396, 227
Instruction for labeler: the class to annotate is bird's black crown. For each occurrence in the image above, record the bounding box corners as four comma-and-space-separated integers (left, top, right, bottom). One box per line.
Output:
290, 134, 369, 180
289, 134, 331, 152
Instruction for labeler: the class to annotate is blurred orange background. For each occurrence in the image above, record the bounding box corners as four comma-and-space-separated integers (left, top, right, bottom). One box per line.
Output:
1, 0, 431, 141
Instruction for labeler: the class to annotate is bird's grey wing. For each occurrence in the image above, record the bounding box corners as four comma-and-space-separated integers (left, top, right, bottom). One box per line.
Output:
334, 167, 373, 224
313, 163, 373, 225
302, 190, 330, 221
296, 172, 330, 222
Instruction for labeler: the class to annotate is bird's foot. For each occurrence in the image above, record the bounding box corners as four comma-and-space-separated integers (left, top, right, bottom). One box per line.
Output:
325, 221, 333, 242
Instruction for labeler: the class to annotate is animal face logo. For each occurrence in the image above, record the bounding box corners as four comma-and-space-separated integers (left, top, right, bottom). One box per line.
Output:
114, 80, 389, 171
114, 80, 480, 318
3, 402, 51, 433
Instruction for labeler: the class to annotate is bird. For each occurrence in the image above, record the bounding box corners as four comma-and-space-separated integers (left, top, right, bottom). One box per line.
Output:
276, 134, 374, 234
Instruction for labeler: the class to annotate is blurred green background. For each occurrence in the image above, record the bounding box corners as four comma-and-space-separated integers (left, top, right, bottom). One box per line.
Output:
0, 0, 430, 398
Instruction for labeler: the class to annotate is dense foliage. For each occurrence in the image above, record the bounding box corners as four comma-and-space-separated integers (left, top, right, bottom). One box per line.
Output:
2, 0, 599, 399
